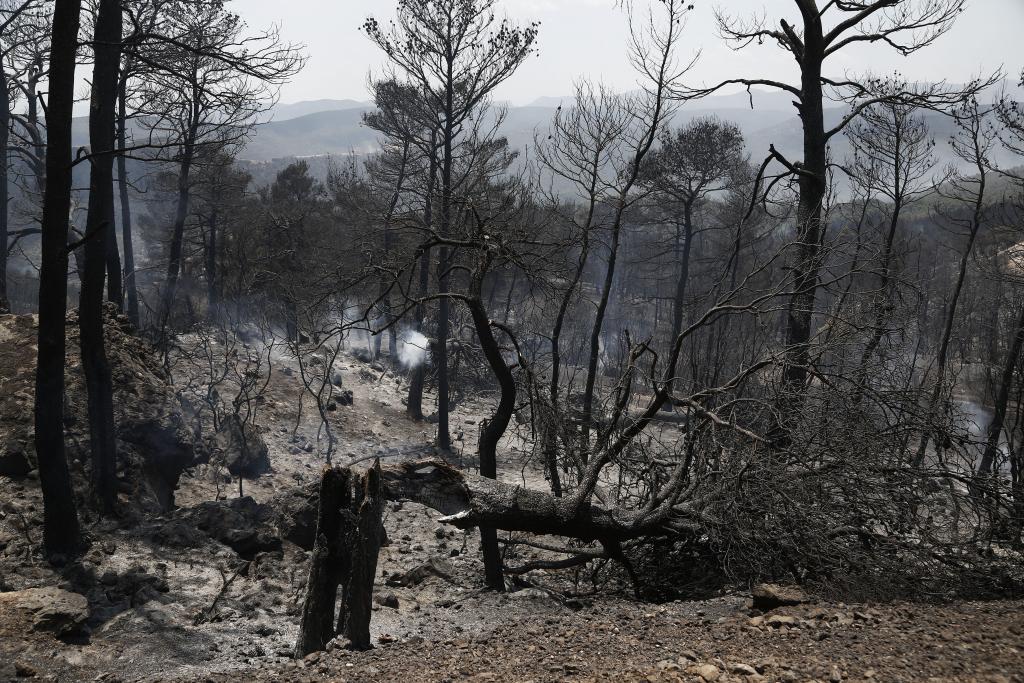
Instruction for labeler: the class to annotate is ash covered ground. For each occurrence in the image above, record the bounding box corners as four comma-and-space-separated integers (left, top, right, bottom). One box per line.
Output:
0, 312, 1021, 683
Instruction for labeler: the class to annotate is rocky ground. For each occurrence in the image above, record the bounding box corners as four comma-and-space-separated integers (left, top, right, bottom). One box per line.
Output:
1, 313, 1022, 682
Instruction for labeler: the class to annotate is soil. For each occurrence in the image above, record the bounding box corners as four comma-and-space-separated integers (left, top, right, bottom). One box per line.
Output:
1, 316, 1022, 682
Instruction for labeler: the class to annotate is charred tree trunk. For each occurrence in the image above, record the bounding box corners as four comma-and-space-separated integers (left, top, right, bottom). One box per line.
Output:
670, 201, 695, 346
338, 460, 385, 650
774, 15, 828, 447
205, 205, 219, 317
294, 467, 351, 658
116, 76, 139, 327
467, 290, 513, 591
914, 156, 986, 467
0, 62, 10, 313
407, 135, 437, 420
160, 123, 197, 336
35, 0, 84, 557
380, 460, 685, 542
79, 0, 122, 514
435, 116, 453, 450
295, 462, 385, 656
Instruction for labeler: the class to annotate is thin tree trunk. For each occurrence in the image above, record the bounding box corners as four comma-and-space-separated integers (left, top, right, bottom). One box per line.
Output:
436, 114, 453, 450
206, 205, 219, 317
160, 127, 197, 336
914, 165, 985, 467
467, 285, 514, 592
978, 301, 1024, 476
0, 63, 10, 313
117, 57, 139, 326
34, 0, 84, 557
79, 0, 122, 514
407, 133, 436, 420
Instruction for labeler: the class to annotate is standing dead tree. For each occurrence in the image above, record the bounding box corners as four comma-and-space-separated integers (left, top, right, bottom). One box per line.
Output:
678, 0, 984, 444
129, 0, 302, 338
363, 0, 539, 453
33, 0, 82, 558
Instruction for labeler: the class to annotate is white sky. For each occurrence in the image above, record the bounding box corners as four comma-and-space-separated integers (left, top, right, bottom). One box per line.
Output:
232, 0, 1024, 106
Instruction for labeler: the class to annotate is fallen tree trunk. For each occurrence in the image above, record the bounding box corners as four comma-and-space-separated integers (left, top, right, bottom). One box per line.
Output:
380, 460, 694, 542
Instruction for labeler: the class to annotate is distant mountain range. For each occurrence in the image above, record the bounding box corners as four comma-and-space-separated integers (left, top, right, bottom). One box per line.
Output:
66, 86, 1022, 186
238, 89, 807, 162
236, 89, 1021, 178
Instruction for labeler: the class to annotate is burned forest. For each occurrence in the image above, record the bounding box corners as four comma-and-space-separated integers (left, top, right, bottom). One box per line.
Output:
1, 0, 1024, 681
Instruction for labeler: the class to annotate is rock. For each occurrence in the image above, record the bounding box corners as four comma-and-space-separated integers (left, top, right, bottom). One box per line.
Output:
271, 482, 319, 550
336, 390, 354, 406
212, 415, 270, 478
14, 661, 37, 678
510, 588, 551, 601
179, 496, 281, 558
0, 442, 31, 477
751, 583, 810, 611
766, 615, 799, 629
374, 592, 399, 609
0, 587, 89, 637
331, 372, 343, 387
685, 663, 721, 681
729, 663, 758, 676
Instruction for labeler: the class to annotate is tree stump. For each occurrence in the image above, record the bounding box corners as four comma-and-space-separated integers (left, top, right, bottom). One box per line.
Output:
339, 459, 384, 650
294, 460, 385, 657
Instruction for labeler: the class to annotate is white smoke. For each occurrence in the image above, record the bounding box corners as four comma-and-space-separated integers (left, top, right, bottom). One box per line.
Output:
399, 330, 429, 369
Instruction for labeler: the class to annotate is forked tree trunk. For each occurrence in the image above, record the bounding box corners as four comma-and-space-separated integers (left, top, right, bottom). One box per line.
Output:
295, 462, 385, 657
295, 467, 351, 657
35, 0, 84, 557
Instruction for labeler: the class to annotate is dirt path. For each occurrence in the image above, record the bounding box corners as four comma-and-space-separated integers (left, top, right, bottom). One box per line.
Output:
209, 596, 1024, 683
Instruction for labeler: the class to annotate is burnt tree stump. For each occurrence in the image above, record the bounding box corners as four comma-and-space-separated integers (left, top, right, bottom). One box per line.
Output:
338, 459, 384, 650
294, 460, 385, 657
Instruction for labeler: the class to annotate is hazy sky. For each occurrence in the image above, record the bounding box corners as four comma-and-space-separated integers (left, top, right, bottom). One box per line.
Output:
234, 0, 1023, 106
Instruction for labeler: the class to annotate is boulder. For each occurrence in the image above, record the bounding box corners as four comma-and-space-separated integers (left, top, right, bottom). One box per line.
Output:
180, 496, 281, 558
0, 587, 89, 637
271, 483, 319, 550
751, 583, 810, 611
0, 442, 31, 477
212, 415, 270, 478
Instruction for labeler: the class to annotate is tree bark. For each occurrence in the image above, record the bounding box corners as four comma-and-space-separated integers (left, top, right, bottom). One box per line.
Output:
79, 0, 122, 514
34, 0, 84, 557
